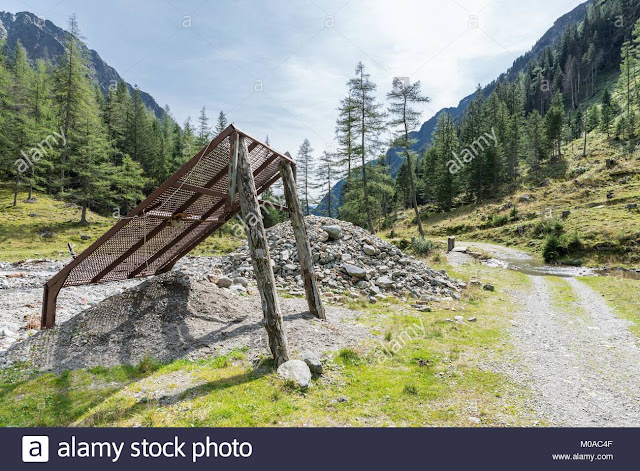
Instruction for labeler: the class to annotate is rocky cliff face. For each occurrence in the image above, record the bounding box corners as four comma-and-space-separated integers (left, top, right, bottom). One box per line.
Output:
0, 11, 164, 117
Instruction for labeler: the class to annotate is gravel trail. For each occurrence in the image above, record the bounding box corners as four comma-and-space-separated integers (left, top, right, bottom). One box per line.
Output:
510, 275, 640, 426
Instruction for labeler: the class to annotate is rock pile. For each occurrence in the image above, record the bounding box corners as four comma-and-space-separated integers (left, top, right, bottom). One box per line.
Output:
212, 216, 463, 302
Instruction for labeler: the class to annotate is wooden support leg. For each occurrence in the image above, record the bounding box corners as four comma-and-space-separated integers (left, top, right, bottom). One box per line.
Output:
41, 279, 63, 329
279, 160, 326, 320
235, 132, 290, 366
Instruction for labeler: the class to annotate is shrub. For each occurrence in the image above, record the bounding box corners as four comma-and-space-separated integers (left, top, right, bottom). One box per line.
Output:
543, 234, 563, 262
568, 166, 590, 178
509, 206, 519, 221
410, 237, 435, 255
533, 219, 564, 238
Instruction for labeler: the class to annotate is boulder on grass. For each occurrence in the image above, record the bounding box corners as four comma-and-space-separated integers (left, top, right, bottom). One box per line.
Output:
301, 351, 323, 375
343, 263, 366, 279
277, 359, 311, 389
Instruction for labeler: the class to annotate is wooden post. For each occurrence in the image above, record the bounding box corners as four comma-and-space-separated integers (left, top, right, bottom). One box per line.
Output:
279, 160, 326, 320
447, 236, 455, 252
235, 132, 290, 366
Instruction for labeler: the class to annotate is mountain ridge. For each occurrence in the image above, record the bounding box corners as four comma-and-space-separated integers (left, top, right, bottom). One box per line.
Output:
0, 11, 164, 118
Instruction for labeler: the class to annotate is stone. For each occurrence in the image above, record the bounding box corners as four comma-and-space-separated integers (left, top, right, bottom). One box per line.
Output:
80, 234, 91, 240
468, 416, 481, 424
343, 263, 366, 279
283, 264, 297, 271
301, 351, 323, 375
362, 244, 376, 255
468, 317, 477, 322
561, 210, 571, 219
627, 203, 638, 210
277, 359, 311, 389
229, 284, 247, 295
483, 284, 494, 291
281, 249, 291, 261
233, 276, 249, 287
375, 276, 394, 289
216, 276, 233, 288
321, 225, 342, 240
454, 315, 464, 322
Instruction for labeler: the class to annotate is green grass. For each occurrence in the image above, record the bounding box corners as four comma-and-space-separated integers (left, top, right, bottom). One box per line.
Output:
578, 275, 640, 338
0, 258, 539, 427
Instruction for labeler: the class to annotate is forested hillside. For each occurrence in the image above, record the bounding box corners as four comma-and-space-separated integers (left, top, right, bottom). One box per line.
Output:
0, 14, 229, 224
298, 0, 640, 265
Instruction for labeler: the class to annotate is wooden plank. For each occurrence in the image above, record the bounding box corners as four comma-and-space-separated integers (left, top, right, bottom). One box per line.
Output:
279, 160, 326, 320
237, 133, 290, 365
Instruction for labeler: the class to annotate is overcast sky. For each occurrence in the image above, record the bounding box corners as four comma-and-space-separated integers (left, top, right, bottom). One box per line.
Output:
4, 0, 585, 157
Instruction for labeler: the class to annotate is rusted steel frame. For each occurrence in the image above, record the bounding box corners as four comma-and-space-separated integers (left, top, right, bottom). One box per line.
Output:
146, 213, 223, 223
126, 197, 230, 279
170, 183, 227, 199
88, 133, 235, 284
158, 168, 284, 273
234, 127, 295, 165
41, 125, 236, 327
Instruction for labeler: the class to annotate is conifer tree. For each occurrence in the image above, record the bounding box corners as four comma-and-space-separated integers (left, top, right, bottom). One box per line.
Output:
296, 138, 314, 215
387, 78, 430, 236
348, 61, 385, 233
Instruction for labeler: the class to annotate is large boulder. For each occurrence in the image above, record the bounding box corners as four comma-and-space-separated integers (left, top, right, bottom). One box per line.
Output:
343, 263, 366, 279
321, 225, 342, 240
277, 359, 312, 389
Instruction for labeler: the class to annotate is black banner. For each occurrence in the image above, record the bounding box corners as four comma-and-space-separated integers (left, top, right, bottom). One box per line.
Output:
3, 427, 636, 470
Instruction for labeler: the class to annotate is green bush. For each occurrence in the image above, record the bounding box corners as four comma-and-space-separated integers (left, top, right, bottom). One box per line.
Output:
543, 232, 583, 262
410, 237, 435, 255
533, 219, 564, 238
543, 234, 563, 262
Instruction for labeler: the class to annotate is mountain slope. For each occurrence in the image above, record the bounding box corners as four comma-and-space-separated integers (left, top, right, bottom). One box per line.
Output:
0, 11, 163, 117
313, 0, 590, 216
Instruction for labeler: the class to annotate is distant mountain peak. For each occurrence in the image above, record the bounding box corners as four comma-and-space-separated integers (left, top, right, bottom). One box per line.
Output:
0, 10, 164, 118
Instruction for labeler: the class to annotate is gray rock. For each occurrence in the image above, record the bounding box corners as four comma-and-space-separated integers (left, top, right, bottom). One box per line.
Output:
626, 203, 638, 210
216, 276, 233, 288
375, 276, 394, 289
277, 359, 312, 389
283, 264, 297, 271
483, 284, 495, 291
301, 351, 323, 375
233, 277, 249, 287
343, 263, 366, 279
321, 225, 342, 240
362, 244, 376, 255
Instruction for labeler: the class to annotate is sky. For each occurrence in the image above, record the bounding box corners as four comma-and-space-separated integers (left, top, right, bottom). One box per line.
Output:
3, 0, 586, 159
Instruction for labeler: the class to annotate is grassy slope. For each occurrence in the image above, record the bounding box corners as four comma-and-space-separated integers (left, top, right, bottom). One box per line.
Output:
386, 133, 640, 267
0, 184, 241, 262
0, 260, 540, 427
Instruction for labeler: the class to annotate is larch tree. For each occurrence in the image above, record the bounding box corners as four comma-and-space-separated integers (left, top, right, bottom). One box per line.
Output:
314, 150, 340, 218
386, 78, 430, 237
296, 138, 314, 215
214, 110, 228, 135
348, 61, 386, 234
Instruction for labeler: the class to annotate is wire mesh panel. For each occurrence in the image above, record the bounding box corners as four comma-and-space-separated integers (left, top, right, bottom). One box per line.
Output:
47, 125, 292, 289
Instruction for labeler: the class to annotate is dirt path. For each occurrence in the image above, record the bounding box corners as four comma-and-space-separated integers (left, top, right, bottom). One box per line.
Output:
447, 243, 640, 426
511, 276, 640, 426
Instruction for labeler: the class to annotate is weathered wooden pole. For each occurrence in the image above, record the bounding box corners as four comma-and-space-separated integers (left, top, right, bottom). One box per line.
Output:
447, 236, 456, 252
279, 159, 326, 320
234, 132, 290, 365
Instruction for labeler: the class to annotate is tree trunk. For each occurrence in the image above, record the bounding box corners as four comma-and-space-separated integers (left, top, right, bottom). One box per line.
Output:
361, 89, 374, 234
279, 160, 325, 320
235, 133, 290, 365
13, 176, 19, 207
81, 201, 88, 225
405, 121, 423, 237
